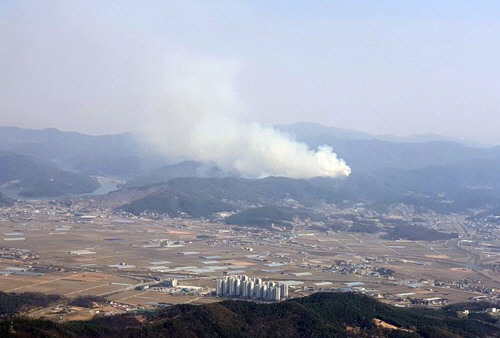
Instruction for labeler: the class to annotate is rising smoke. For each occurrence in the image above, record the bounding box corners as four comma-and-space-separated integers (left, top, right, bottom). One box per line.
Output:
144, 54, 351, 179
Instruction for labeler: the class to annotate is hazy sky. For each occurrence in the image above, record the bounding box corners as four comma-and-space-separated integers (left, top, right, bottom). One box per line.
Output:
1, 1, 500, 143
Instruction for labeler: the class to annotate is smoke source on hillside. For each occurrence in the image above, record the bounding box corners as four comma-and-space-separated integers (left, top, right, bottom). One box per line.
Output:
143, 53, 350, 179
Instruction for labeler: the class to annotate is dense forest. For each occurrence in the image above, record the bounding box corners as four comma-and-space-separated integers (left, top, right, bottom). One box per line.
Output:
0, 292, 63, 317
0, 151, 99, 197
1, 292, 499, 337
0, 192, 13, 206
0, 292, 108, 317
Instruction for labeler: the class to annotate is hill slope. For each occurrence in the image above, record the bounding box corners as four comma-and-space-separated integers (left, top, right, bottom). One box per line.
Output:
0, 151, 100, 197
276, 122, 499, 171
0, 192, 13, 206
0, 126, 166, 178
116, 155, 500, 218
117, 176, 349, 217
2, 125, 499, 178
1, 292, 499, 337
125, 160, 226, 187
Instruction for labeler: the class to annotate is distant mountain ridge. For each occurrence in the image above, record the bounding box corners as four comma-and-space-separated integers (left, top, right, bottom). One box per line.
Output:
275, 122, 493, 147
0, 126, 167, 178
1, 124, 498, 179
112, 153, 500, 218
0, 192, 14, 206
2, 125, 500, 203
0, 150, 99, 197
276, 122, 500, 171
125, 160, 227, 187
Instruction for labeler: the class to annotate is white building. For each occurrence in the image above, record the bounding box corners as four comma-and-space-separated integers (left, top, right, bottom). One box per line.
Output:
215, 275, 289, 302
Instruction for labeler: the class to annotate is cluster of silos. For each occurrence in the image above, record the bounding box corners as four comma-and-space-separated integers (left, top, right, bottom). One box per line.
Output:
216, 275, 288, 301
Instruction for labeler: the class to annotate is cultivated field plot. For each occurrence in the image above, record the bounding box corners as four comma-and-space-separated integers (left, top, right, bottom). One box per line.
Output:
347, 242, 396, 255
2, 203, 500, 308
0, 270, 138, 296
107, 290, 219, 305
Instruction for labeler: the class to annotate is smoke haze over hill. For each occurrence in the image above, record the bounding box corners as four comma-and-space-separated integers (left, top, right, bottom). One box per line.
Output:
143, 54, 350, 179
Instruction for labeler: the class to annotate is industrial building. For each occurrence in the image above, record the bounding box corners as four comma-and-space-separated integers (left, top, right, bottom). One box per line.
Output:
215, 275, 288, 302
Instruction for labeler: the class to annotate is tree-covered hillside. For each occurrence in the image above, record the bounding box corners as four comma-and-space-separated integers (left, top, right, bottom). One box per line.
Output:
0, 151, 99, 197
1, 292, 499, 337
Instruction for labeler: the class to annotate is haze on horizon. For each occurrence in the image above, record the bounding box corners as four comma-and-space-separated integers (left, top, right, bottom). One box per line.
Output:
1, 0, 500, 144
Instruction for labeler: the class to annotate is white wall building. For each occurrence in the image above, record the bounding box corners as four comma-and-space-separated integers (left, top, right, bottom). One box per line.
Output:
215, 275, 289, 302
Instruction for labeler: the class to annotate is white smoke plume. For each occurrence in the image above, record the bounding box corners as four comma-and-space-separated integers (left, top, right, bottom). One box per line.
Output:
144, 54, 351, 179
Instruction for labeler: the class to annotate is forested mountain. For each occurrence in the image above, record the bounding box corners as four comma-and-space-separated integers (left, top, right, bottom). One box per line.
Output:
277, 123, 500, 171
3, 125, 500, 205
0, 292, 63, 317
0, 127, 165, 178
116, 154, 500, 218
2, 125, 499, 179
0, 151, 99, 197
1, 292, 499, 337
117, 176, 347, 217
0, 192, 13, 206
276, 122, 492, 147
125, 161, 226, 187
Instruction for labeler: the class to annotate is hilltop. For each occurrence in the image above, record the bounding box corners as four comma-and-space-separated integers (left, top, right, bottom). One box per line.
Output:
1, 292, 499, 337
114, 155, 500, 219
0, 151, 99, 197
